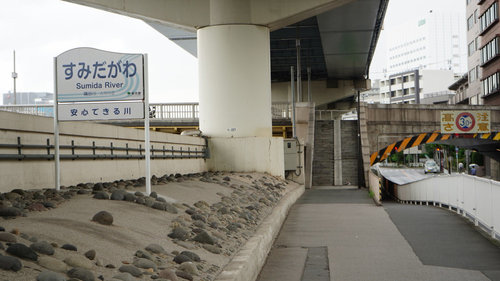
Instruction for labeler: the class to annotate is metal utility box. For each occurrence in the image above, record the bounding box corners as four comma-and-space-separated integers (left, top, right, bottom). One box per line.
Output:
284, 139, 298, 171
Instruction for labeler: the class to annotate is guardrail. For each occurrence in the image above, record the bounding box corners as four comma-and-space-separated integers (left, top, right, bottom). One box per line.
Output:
0, 102, 294, 120
394, 174, 500, 240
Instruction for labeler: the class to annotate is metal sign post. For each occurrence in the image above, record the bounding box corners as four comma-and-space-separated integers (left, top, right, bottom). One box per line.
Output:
53, 57, 60, 191
144, 54, 151, 195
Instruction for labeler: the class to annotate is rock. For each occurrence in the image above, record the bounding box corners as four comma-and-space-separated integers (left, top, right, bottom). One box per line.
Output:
37, 271, 67, 281
152, 202, 166, 211
30, 241, 55, 255
149, 191, 158, 199
0, 226, 5, 231
93, 192, 109, 200
134, 191, 144, 197
93, 183, 104, 191
133, 257, 157, 271
110, 190, 127, 201
136, 197, 145, 205
145, 243, 166, 254
119, 265, 143, 277
223, 176, 231, 181
173, 254, 192, 264
156, 197, 167, 203
123, 193, 136, 202
158, 269, 178, 281
180, 251, 200, 262
84, 249, 96, 260
190, 214, 206, 223
164, 203, 178, 214
178, 262, 199, 276
202, 244, 222, 254
0, 232, 17, 242
175, 270, 193, 281
134, 250, 153, 261
6, 243, 38, 261
92, 211, 113, 225
192, 231, 216, 245
43, 201, 56, 209
64, 255, 94, 269
0, 255, 22, 271
27, 202, 47, 212
112, 272, 135, 281
0, 207, 23, 217
168, 227, 190, 241
61, 244, 77, 251
67, 267, 95, 281
38, 256, 68, 272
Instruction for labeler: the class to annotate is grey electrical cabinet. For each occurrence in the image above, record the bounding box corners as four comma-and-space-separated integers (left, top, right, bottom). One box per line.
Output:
284, 139, 298, 171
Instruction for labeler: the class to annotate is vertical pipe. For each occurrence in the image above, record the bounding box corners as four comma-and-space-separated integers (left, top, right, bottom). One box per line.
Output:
307, 67, 312, 103
357, 90, 364, 188
53, 57, 60, 191
291, 66, 296, 138
296, 39, 302, 103
13, 50, 17, 105
144, 54, 151, 195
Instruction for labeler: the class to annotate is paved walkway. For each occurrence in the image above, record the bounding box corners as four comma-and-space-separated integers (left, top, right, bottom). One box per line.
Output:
257, 187, 500, 281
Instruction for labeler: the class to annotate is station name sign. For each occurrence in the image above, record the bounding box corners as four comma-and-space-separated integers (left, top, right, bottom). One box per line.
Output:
56, 47, 144, 102
440, 110, 490, 134
55, 47, 145, 121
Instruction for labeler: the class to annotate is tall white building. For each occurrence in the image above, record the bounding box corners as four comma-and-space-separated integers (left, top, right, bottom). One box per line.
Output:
386, 11, 467, 76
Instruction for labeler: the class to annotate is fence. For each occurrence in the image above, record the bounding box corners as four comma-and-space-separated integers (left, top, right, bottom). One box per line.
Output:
0, 102, 293, 120
394, 174, 500, 240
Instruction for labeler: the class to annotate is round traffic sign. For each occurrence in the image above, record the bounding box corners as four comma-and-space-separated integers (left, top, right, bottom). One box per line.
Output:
455, 112, 475, 132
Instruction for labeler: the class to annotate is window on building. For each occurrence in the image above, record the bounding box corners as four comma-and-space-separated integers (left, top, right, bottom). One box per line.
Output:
390, 91, 396, 97
468, 14, 474, 30
482, 72, 500, 96
480, 37, 499, 64
469, 67, 478, 83
480, 2, 499, 32
468, 40, 476, 56
475, 9, 478, 23
403, 76, 409, 82
403, 89, 409, 95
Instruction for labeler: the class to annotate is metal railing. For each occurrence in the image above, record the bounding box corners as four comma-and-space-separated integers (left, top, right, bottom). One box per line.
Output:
395, 174, 500, 240
0, 102, 294, 120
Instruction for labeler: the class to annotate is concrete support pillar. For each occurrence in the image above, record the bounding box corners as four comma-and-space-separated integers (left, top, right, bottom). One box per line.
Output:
198, 24, 272, 137
334, 118, 342, 185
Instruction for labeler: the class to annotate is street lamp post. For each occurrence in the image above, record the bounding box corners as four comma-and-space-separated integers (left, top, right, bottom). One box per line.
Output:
12, 50, 18, 105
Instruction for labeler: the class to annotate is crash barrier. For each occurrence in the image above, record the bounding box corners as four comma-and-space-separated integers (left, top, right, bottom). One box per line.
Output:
394, 174, 500, 240
0, 111, 207, 192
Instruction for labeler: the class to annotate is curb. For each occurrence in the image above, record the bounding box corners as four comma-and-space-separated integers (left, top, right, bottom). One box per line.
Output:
215, 184, 305, 281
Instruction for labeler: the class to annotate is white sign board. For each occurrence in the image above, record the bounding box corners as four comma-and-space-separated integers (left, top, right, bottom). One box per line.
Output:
56, 47, 144, 102
440, 110, 491, 134
58, 102, 144, 121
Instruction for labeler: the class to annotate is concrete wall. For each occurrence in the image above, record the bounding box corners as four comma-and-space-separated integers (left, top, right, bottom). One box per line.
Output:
0, 111, 207, 192
368, 170, 381, 205
271, 80, 356, 107
206, 137, 285, 178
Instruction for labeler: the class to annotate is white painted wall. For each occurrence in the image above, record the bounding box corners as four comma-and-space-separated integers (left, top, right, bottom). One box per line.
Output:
0, 111, 207, 192
206, 137, 285, 178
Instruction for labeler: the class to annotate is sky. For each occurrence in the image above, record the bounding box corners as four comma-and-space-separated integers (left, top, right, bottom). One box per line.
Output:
0, 0, 465, 104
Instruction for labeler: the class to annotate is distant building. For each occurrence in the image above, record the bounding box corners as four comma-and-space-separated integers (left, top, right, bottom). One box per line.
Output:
2, 92, 53, 105
379, 69, 457, 104
385, 11, 467, 76
449, 74, 469, 104
360, 79, 382, 104
478, 0, 500, 105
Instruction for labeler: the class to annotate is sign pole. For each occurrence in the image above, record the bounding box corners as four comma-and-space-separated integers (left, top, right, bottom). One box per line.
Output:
144, 54, 151, 195
53, 57, 60, 191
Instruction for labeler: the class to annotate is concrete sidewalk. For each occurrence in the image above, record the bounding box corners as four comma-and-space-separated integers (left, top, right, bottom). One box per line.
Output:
257, 187, 500, 281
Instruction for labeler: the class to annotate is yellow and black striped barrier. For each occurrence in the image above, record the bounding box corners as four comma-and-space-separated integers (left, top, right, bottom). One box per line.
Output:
369, 131, 500, 166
